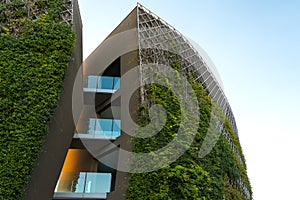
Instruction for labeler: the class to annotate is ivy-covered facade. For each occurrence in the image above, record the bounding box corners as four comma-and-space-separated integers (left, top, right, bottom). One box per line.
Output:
0, 0, 81, 199
127, 5, 252, 199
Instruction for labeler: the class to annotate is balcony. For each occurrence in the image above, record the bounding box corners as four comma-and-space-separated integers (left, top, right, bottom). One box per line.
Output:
74, 119, 121, 140
53, 172, 112, 199
84, 76, 120, 93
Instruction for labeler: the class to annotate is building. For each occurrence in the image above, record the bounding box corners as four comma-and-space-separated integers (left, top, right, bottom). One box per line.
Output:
23, 2, 251, 200
21, 0, 83, 199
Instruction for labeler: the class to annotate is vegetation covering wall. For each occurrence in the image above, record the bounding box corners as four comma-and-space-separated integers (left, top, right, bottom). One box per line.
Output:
0, 1, 75, 199
126, 57, 252, 199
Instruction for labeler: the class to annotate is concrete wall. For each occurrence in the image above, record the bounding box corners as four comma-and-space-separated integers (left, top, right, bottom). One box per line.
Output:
81, 7, 140, 200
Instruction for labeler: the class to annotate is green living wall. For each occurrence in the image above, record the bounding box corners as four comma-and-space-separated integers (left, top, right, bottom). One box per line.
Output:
0, 1, 75, 199
126, 57, 252, 199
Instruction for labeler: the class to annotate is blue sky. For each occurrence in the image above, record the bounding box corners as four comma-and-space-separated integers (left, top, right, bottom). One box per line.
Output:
78, 1, 300, 199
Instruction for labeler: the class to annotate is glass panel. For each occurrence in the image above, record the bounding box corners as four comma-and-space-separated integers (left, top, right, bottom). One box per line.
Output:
99, 76, 114, 90
87, 76, 98, 89
55, 172, 112, 195
113, 77, 120, 90
55, 172, 85, 193
85, 118, 121, 138
87, 76, 120, 91
88, 118, 96, 134
112, 120, 121, 136
85, 173, 111, 194
95, 119, 113, 135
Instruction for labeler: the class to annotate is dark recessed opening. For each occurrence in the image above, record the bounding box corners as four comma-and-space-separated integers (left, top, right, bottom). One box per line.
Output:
102, 57, 121, 77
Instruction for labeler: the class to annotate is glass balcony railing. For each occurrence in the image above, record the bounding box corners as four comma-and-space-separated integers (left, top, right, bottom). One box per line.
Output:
84, 76, 120, 93
53, 172, 112, 199
75, 119, 121, 140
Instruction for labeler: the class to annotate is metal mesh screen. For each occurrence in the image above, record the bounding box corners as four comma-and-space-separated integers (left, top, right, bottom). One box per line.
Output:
137, 3, 238, 135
